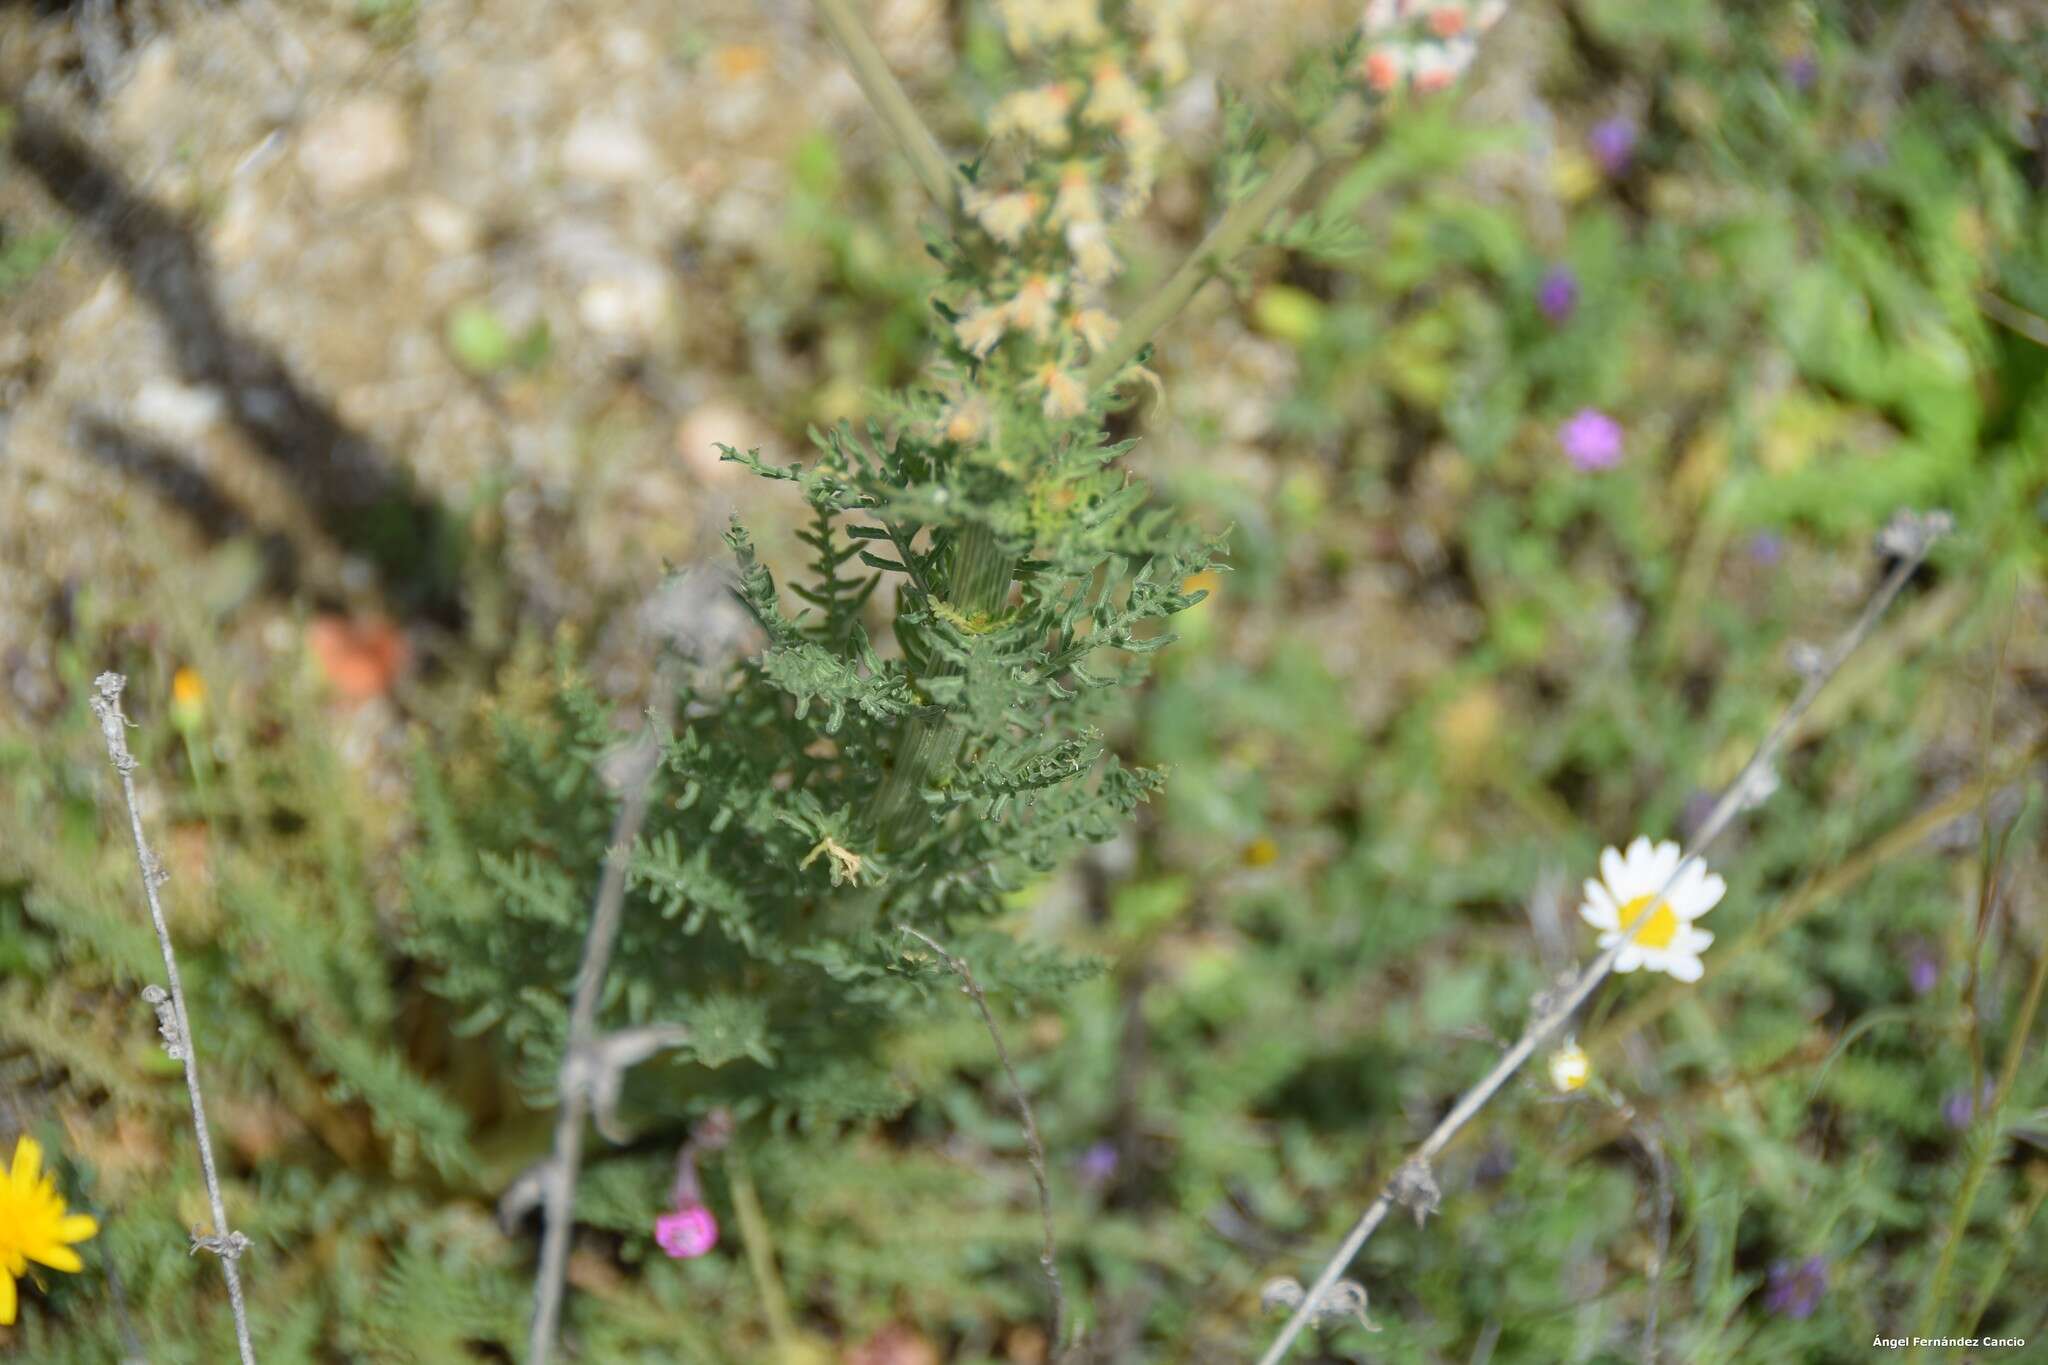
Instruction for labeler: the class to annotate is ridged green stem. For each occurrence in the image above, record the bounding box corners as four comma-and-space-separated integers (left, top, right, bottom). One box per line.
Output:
871, 523, 1013, 847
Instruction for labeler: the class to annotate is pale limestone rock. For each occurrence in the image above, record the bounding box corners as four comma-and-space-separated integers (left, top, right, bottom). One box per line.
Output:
560, 113, 659, 185
296, 96, 412, 203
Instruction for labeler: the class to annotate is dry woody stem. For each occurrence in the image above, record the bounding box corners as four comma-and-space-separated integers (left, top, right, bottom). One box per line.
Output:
527, 719, 666, 1365
900, 926, 1069, 1351
89, 673, 259, 1365
1255, 511, 1952, 1365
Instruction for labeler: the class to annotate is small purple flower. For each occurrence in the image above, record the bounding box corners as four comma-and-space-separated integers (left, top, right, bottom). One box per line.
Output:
655, 1202, 720, 1258
1942, 1080, 1998, 1131
1537, 266, 1579, 324
1784, 53, 1818, 93
1907, 941, 1940, 996
1589, 117, 1638, 177
1558, 408, 1624, 471
1747, 532, 1784, 566
1764, 1255, 1829, 1320
1077, 1140, 1120, 1185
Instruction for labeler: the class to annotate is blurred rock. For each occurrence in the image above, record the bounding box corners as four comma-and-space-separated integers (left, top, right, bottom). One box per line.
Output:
113, 39, 179, 142
297, 96, 412, 203
411, 196, 479, 255
132, 378, 226, 441
577, 273, 669, 345
674, 400, 768, 483
561, 112, 659, 184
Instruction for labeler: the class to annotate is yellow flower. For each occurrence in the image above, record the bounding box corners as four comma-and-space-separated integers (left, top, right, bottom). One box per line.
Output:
1547, 1041, 1591, 1093
170, 666, 206, 730
0, 1136, 98, 1325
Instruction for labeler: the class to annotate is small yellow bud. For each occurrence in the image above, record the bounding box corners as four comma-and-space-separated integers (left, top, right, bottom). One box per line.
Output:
170, 667, 206, 730
1548, 1041, 1591, 1093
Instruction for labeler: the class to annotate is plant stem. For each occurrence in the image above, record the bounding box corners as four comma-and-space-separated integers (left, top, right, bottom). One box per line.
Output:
900, 926, 1069, 1351
871, 523, 1015, 848
1963, 1175, 2048, 1337
1255, 517, 1947, 1365
89, 674, 258, 1365
809, 0, 964, 211
727, 1147, 801, 1360
1914, 867, 2048, 1356
528, 718, 665, 1365
1083, 93, 1365, 393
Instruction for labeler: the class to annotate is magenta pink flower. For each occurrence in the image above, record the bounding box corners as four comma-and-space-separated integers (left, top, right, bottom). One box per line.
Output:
1558, 408, 1624, 471
655, 1202, 719, 1258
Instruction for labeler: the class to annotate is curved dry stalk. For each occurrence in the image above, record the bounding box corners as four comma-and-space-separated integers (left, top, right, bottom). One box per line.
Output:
809, 0, 965, 211
900, 925, 1069, 1351
528, 718, 667, 1365
89, 673, 259, 1365
1255, 512, 1951, 1365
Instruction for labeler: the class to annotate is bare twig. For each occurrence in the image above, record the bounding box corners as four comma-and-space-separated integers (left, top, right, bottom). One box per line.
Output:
528, 718, 667, 1365
808, 0, 964, 211
900, 925, 1069, 1351
89, 674, 258, 1365
1255, 511, 1952, 1364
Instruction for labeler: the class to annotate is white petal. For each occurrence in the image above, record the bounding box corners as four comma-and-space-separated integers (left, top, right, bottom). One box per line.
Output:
1625, 835, 1654, 873
1613, 943, 1645, 973
1665, 858, 1706, 912
1581, 881, 1619, 929
1596, 929, 1621, 950
1694, 873, 1727, 913
1664, 951, 1704, 983
1678, 926, 1714, 953
1649, 839, 1681, 887
1601, 845, 1630, 896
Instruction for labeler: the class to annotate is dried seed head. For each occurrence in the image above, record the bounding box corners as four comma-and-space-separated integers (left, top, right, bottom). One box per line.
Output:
1391, 1156, 1441, 1227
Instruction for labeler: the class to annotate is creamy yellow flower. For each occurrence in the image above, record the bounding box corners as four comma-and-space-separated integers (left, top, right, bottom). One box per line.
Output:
0, 1136, 98, 1325
1008, 274, 1062, 341
1579, 836, 1724, 982
969, 188, 1044, 246
1065, 221, 1120, 284
992, 83, 1078, 148
1035, 364, 1087, 420
1051, 162, 1101, 227
954, 300, 1012, 359
1083, 59, 1143, 126
1069, 307, 1118, 355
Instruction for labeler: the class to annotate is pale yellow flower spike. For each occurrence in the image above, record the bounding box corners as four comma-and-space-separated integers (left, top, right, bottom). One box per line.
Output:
0, 1135, 99, 1325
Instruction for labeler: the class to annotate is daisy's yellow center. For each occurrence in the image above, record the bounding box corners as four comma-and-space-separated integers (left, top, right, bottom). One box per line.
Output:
1618, 894, 1679, 950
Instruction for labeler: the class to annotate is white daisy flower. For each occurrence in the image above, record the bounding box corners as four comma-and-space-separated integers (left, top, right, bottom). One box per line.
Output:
1578, 835, 1725, 982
